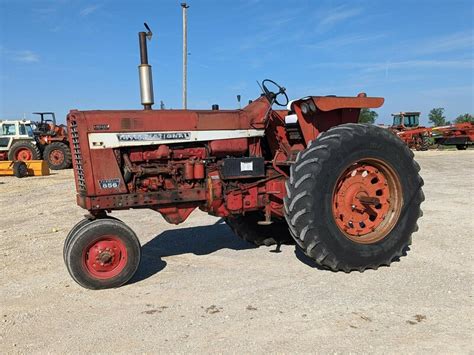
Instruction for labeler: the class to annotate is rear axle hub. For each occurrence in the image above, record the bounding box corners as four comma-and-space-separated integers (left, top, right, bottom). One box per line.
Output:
333, 160, 402, 244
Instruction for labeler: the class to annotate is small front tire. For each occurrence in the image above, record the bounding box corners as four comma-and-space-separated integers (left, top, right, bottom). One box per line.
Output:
64, 218, 141, 289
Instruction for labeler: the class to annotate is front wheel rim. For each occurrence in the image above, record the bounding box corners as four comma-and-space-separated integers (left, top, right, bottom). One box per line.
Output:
332, 158, 403, 244
82, 236, 128, 279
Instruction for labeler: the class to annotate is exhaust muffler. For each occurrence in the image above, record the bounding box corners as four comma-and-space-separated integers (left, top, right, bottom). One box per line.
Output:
138, 23, 154, 110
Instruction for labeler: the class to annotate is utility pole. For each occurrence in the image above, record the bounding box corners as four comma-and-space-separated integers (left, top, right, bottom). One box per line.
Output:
181, 3, 189, 109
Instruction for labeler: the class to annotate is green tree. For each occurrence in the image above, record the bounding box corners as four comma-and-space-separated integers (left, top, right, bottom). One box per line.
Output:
358, 108, 378, 124
428, 108, 447, 126
455, 113, 474, 124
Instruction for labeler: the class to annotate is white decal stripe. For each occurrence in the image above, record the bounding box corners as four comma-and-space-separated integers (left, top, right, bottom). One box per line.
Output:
88, 129, 265, 149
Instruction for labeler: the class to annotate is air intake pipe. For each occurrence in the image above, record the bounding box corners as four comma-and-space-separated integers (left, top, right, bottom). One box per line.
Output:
138, 23, 154, 110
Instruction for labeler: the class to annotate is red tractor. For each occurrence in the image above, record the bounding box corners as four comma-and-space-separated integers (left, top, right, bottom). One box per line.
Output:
63, 24, 424, 289
390, 112, 432, 151
432, 122, 473, 150
32, 112, 72, 170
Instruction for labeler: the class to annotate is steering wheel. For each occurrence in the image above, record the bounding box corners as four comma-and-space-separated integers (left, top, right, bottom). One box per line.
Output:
261, 79, 289, 107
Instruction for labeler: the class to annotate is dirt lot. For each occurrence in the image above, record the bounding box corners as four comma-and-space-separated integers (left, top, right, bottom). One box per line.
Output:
0, 150, 473, 353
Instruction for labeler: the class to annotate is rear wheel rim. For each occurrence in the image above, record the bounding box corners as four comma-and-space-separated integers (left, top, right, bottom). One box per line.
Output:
15, 148, 32, 161
332, 158, 402, 244
49, 148, 65, 165
82, 236, 128, 279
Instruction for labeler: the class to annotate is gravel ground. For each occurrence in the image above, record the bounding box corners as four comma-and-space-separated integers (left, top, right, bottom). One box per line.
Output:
0, 150, 473, 353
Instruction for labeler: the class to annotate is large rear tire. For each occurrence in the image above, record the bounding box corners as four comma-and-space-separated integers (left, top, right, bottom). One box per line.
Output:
285, 123, 424, 272
8, 141, 41, 161
43, 142, 72, 170
64, 218, 141, 289
225, 212, 294, 246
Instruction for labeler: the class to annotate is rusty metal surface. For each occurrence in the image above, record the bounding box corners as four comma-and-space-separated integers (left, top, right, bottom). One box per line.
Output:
68, 89, 386, 225
312, 96, 384, 112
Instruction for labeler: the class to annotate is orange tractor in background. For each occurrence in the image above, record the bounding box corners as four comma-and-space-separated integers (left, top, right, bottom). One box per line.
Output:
389, 112, 431, 151
32, 112, 72, 169
389, 111, 473, 151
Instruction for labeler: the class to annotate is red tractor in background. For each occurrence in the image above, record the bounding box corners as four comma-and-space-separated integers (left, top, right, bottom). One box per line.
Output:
32, 112, 72, 169
389, 112, 473, 150
432, 122, 473, 150
63, 24, 424, 289
389, 112, 431, 151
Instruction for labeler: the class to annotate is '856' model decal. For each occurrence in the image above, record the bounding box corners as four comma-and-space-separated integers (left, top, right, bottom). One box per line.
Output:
99, 178, 120, 189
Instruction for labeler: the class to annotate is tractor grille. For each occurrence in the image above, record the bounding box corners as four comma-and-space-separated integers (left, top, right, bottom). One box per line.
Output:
70, 120, 86, 192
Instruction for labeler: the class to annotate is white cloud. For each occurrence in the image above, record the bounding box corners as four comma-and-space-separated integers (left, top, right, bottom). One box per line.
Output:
412, 31, 473, 55
303, 33, 386, 50
0, 48, 40, 63
316, 5, 363, 32
364, 59, 474, 72
80, 4, 100, 16
16, 50, 40, 63
311, 59, 474, 71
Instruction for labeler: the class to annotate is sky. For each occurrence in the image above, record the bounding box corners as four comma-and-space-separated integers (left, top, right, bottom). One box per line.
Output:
0, 0, 473, 125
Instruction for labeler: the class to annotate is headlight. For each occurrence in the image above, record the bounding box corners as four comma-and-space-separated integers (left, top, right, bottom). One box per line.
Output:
301, 103, 309, 114
308, 100, 316, 112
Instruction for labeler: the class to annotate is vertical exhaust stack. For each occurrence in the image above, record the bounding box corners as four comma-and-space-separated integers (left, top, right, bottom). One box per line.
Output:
138, 23, 154, 110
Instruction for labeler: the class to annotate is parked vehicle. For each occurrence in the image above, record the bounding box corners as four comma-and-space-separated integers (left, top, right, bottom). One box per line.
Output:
63, 24, 424, 290
432, 122, 473, 150
0, 120, 41, 161
389, 112, 431, 151
0, 114, 72, 170
32, 112, 72, 170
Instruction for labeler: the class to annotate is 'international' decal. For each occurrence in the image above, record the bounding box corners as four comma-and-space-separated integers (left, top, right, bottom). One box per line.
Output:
117, 132, 191, 141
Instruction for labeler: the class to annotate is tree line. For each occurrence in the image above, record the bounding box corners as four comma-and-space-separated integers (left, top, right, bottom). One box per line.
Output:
359, 108, 473, 126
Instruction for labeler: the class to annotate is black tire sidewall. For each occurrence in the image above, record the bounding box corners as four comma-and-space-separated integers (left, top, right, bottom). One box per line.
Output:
65, 220, 141, 289
63, 216, 121, 262
63, 218, 93, 263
